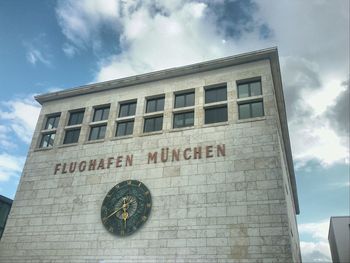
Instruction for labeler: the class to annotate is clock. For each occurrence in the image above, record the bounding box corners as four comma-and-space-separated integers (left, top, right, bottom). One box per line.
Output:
101, 180, 152, 236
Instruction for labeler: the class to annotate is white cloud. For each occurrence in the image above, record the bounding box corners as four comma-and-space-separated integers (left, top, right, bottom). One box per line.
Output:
299, 220, 332, 262
26, 48, 51, 66
0, 97, 41, 144
0, 153, 25, 182
55, 0, 349, 169
56, 0, 120, 51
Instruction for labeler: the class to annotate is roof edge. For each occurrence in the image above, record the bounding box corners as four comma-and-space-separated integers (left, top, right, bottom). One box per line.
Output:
35, 47, 278, 104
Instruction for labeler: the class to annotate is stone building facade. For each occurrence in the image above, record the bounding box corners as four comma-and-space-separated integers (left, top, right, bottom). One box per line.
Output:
0, 48, 301, 262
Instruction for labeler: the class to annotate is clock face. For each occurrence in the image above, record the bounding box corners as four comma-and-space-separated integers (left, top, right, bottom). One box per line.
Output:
101, 180, 152, 236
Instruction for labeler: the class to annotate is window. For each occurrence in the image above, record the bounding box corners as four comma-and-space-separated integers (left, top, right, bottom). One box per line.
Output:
116, 100, 136, 137
119, 102, 136, 118
89, 105, 110, 140
144, 116, 163, 133
146, 97, 164, 113
116, 121, 134, 137
237, 80, 262, 98
175, 92, 194, 108
63, 110, 85, 144
89, 125, 107, 140
204, 84, 228, 124
237, 79, 264, 120
44, 115, 60, 129
205, 106, 228, 124
39, 113, 60, 148
39, 133, 56, 148
173, 90, 195, 129
93, 106, 110, 122
174, 112, 194, 128
144, 96, 164, 133
205, 85, 227, 103
68, 111, 84, 126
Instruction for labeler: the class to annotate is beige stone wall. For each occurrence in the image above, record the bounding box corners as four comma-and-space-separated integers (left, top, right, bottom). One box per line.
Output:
0, 60, 300, 262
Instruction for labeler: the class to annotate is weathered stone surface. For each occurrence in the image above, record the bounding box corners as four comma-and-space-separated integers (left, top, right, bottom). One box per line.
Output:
0, 51, 301, 262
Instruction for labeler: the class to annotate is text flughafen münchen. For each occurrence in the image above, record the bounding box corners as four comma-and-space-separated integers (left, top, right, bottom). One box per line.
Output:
54, 144, 226, 175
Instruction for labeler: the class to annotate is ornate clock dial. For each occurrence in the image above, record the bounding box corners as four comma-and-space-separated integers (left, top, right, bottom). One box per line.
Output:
101, 180, 152, 236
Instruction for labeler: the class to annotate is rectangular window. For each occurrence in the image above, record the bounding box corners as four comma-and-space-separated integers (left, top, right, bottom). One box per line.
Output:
89, 125, 107, 140
238, 101, 264, 119
204, 85, 228, 124
205, 85, 227, 103
205, 106, 228, 124
119, 102, 136, 117
68, 110, 84, 126
93, 106, 110, 122
39, 113, 60, 148
116, 100, 136, 137
237, 78, 264, 120
144, 116, 163, 133
146, 97, 165, 113
175, 92, 195, 108
116, 120, 134, 137
173, 112, 194, 128
89, 105, 110, 141
44, 114, 60, 129
237, 80, 262, 98
63, 110, 85, 145
63, 129, 81, 144
40, 133, 56, 148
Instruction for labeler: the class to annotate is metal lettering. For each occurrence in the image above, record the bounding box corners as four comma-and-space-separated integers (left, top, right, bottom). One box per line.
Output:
148, 152, 158, 164
183, 148, 191, 160
206, 145, 213, 158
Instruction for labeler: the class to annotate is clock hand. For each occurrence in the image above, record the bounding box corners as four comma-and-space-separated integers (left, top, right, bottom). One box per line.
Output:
102, 197, 135, 223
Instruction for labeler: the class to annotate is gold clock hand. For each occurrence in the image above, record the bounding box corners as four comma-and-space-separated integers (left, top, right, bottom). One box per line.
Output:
102, 206, 124, 222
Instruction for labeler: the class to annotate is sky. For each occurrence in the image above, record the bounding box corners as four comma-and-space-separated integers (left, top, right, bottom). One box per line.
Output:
0, 0, 349, 262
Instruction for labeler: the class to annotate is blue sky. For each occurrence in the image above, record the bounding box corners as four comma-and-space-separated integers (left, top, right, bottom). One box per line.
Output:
0, 0, 349, 262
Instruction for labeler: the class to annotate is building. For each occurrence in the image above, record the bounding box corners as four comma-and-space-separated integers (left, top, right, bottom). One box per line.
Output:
0, 47, 301, 262
328, 216, 350, 263
0, 195, 13, 239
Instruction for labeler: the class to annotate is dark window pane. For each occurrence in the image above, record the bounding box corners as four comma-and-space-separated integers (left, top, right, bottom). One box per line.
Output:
125, 121, 134, 135
144, 116, 163, 132
154, 116, 163, 131
146, 97, 164, 113
251, 101, 264, 117
116, 121, 134, 136
174, 113, 184, 128
175, 94, 185, 108
119, 102, 137, 117
101, 108, 110, 120
116, 122, 126, 137
205, 106, 227, 124
63, 128, 81, 144
98, 125, 106, 139
175, 92, 195, 108
119, 104, 129, 117
89, 125, 106, 140
205, 86, 227, 103
93, 107, 109, 121
156, 97, 164, 111
250, 81, 262, 96
185, 112, 194, 126
40, 133, 55, 148
68, 111, 84, 125
186, 92, 195, 107
45, 115, 60, 129
128, 102, 136, 116
238, 84, 249, 98
174, 112, 194, 128
89, 126, 99, 140
239, 104, 251, 119
93, 109, 103, 122
144, 118, 154, 132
